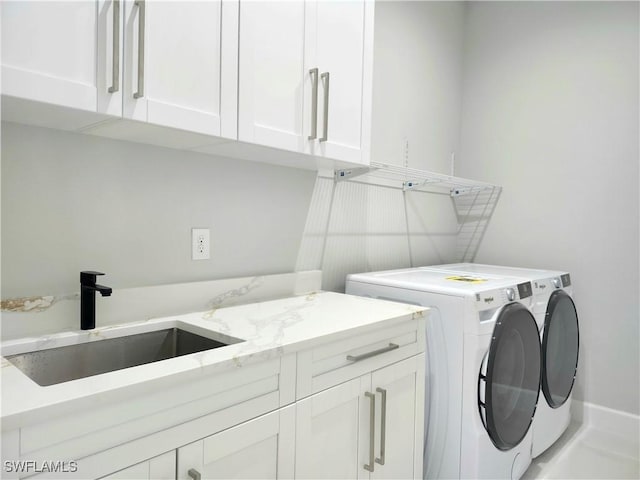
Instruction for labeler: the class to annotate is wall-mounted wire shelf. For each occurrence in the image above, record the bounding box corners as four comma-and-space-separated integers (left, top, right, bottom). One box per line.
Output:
334, 161, 500, 197
323, 161, 503, 263
296, 160, 503, 290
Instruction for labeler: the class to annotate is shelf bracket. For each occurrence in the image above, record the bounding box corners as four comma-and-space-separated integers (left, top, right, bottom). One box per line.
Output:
402, 180, 426, 191
334, 167, 374, 183
450, 186, 484, 197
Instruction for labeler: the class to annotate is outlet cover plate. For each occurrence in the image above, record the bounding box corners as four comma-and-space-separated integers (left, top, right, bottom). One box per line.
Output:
192, 228, 210, 260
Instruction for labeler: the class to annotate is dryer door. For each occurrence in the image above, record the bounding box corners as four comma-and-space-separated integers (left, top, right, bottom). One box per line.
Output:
542, 290, 579, 408
479, 302, 541, 451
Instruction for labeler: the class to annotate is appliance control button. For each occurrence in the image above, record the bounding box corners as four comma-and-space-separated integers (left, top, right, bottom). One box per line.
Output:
506, 288, 516, 301
553, 278, 561, 288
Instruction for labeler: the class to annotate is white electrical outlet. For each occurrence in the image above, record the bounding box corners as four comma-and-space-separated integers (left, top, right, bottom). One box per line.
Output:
192, 228, 210, 260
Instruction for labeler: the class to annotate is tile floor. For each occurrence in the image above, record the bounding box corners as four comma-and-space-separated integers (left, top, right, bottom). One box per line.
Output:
524, 421, 640, 479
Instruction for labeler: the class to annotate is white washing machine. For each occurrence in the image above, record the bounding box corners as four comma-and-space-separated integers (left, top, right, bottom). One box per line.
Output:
346, 268, 541, 479
425, 263, 579, 458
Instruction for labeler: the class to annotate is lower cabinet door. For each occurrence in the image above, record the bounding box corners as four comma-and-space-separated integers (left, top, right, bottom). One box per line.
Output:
370, 355, 424, 480
100, 451, 176, 480
177, 406, 295, 480
295, 355, 424, 480
295, 376, 371, 480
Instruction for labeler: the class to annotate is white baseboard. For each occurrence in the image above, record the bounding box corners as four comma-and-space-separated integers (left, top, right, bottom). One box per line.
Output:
570, 400, 640, 458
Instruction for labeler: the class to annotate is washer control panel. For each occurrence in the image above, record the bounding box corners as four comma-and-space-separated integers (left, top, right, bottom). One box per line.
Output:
517, 282, 533, 299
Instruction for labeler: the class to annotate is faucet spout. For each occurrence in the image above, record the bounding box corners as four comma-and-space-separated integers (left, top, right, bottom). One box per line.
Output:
80, 271, 112, 330
95, 284, 113, 297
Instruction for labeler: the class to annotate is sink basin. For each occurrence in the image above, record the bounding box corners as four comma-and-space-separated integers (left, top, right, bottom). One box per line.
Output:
5, 327, 243, 386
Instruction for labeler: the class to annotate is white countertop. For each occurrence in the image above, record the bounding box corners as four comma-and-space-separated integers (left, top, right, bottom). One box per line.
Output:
1, 291, 426, 430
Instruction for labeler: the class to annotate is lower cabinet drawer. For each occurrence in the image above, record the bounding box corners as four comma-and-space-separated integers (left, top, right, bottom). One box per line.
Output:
296, 319, 424, 399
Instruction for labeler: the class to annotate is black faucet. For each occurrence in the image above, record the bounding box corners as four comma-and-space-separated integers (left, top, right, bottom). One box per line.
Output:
80, 271, 112, 330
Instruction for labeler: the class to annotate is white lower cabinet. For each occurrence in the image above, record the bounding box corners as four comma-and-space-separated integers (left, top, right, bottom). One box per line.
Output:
295, 355, 424, 480
369, 356, 424, 480
295, 377, 365, 479
100, 451, 176, 480
93, 407, 295, 480
4, 322, 425, 480
101, 352, 424, 480
176, 406, 295, 480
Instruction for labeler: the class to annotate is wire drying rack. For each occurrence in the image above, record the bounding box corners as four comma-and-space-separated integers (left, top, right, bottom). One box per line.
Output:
324, 161, 502, 264
334, 161, 499, 197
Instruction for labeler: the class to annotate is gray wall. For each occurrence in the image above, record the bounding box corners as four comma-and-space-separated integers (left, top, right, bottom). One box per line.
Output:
371, 0, 465, 173
1, 122, 316, 298
459, 1, 640, 414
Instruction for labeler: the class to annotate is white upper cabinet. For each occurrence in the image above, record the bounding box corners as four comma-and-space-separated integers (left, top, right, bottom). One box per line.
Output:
238, 0, 306, 152
2, 0, 373, 167
239, 0, 374, 166
304, 0, 374, 164
1, 1, 101, 112
122, 0, 237, 138
2, 0, 237, 138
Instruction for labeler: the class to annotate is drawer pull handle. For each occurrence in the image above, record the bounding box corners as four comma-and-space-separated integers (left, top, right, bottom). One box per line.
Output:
375, 387, 387, 465
364, 391, 376, 472
347, 343, 399, 362
188, 469, 201, 480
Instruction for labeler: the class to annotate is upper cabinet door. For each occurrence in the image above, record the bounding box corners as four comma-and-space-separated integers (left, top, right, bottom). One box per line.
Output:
304, 0, 374, 165
238, 0, 306, 152
238, 0, 374, 165
1, 0, 100, 112
123, 0, 237, 138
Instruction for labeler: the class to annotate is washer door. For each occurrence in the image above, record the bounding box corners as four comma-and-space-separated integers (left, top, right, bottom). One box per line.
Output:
542, 290, 579, 408
479, 303, 541, 451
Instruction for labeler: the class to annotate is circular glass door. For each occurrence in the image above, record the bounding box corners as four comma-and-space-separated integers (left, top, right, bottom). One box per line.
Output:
542, 290, 579, 408
479, 302, 541, 451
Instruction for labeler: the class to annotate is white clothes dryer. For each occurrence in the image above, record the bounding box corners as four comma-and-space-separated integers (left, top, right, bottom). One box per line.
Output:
346, 268, 541, 479
425, 263, 579, 458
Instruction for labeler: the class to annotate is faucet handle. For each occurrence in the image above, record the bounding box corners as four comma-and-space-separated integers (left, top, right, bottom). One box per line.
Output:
81, 271, 105, 285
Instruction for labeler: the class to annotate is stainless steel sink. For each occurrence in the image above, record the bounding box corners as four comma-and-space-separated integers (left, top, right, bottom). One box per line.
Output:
5, 328, 243, 386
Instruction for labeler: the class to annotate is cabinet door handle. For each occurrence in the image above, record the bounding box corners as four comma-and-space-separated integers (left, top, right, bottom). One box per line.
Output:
375, 387, 387, 465
108, 0, 120, 93
319, 72, 330, 142
364, 391, 376, 472
133, 0, 145, 99
187, 469, 201, 480
308, 68, 319, 140
347, 343, 399, 362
